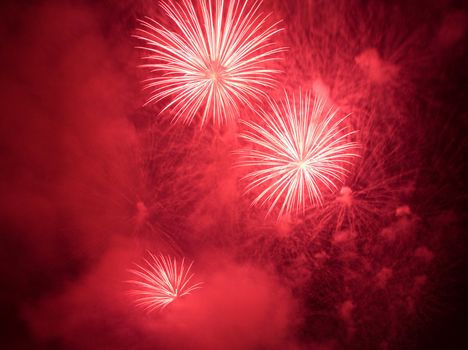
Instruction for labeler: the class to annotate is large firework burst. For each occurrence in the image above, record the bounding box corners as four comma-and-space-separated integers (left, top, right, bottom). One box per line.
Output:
135, 0, 284, 126
237, 92, 360, 218
127, 253, 202, 311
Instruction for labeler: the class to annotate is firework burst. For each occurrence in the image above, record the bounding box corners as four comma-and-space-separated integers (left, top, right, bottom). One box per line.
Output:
135, 0, 285, 126
127, 253, 202, 312
237, 91, 360, 218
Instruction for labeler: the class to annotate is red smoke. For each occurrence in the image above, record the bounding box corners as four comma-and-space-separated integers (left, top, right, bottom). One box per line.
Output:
0, 0, 467, 349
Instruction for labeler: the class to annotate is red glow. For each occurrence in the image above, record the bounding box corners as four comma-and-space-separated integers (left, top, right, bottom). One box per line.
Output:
1, 0, 466, 349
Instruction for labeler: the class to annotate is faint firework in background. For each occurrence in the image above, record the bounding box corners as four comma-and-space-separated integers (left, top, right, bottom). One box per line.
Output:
237, 91, 360, 219
127, 252, 202, 311
135, 0, 285, 126
307, 120, 418, 237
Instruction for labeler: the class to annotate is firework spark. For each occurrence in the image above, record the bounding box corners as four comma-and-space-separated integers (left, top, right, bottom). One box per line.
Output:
127, 253, 202, 311
135, 0, 284, 126
237, 91, 360, 218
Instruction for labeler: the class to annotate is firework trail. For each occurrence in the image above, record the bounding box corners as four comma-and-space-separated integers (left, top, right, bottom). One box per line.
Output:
237, 91, 360, 218
135, 0, 285, 126
127, 253, 202, 311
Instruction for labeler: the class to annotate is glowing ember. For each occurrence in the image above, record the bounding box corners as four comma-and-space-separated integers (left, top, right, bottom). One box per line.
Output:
127, 253, 202, 312
135, 0, 285, 126
237, 91, 360, 218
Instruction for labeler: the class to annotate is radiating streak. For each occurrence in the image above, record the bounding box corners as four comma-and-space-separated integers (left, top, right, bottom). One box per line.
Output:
237, 92, 360, 218
135, 0, 285, 126
127, 253, 202, 312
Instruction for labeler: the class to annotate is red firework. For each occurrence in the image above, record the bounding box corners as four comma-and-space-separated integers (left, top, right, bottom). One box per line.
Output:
135, 0, 285, 126
127, 253, 202, 312
237, 91, 360, 218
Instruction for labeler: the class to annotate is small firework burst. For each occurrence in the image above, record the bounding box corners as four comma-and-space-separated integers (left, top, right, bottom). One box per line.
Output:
237, 91, 360, 218
135, 0, 285, 126
127, 252, 202, 312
